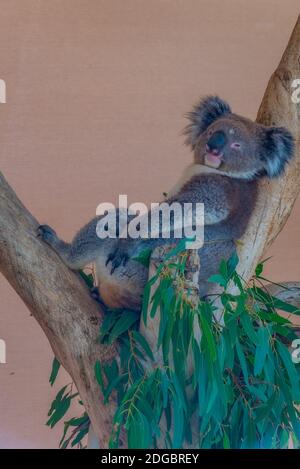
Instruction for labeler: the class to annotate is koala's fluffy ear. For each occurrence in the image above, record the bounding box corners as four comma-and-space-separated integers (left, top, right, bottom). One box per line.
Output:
184, 95, 231, 150
262, 127, 295, 178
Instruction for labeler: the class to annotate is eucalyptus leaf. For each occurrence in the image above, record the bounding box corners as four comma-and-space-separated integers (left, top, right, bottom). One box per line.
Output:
49, 357, 61, 386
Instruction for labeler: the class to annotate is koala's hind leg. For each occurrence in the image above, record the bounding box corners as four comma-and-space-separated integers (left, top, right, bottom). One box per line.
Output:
38, 217, 112, 270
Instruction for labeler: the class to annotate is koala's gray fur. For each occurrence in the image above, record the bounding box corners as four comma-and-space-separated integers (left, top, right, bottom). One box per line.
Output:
38, 96, 294, 311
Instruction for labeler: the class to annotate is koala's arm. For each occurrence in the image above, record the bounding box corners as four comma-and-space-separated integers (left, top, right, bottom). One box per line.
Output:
38, 175, 237, 273
38, 216, 112, 270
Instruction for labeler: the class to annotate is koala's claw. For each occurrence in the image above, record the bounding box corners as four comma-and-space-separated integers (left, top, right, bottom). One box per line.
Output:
105, 252, 114, 267
106, 249, 129, 274
37, 224, 57, 245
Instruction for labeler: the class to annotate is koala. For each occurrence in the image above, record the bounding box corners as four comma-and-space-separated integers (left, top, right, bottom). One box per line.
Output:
38, 96, 294, 311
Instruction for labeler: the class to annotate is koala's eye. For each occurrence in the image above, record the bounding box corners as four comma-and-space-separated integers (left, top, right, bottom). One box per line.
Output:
231, 142, 241, 149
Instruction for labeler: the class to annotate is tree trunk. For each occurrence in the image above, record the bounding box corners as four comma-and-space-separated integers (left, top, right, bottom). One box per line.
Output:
238, 16, 300, 279
1, 16, 300, 449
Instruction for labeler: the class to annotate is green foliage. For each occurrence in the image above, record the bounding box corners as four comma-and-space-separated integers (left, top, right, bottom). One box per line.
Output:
132, 248, 153, 267
46, 378, 90, 448
48, 252, 300, 449
79, 270, 94, 289
96, 250, 300, 449
49, 357, 60, 386
59, 412, 90, 449
46, 384, 79, 429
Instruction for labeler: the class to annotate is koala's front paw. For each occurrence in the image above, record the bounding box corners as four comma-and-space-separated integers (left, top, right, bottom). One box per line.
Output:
106, 248, 129, 274
37, 224, 57, 246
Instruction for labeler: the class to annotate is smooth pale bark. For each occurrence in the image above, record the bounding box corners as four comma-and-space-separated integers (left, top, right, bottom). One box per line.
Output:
0, 16, 300, 449
238, 16, 300, 279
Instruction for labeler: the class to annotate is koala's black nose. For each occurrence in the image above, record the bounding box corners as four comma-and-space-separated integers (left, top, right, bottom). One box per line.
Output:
206, 130, 227, 154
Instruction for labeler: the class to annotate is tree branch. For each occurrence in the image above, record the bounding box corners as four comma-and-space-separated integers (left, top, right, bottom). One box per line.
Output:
0, 172, 116, 447
237, 16, 300, 280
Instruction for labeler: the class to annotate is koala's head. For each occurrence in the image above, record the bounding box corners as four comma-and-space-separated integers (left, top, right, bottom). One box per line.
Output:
184, 96, 294, 179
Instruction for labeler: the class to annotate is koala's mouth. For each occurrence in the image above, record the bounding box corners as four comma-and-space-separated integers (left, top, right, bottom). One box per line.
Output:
204, 151, 223, 169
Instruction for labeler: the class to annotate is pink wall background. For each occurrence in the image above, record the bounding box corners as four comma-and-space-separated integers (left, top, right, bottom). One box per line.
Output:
0, 0, 300, 448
